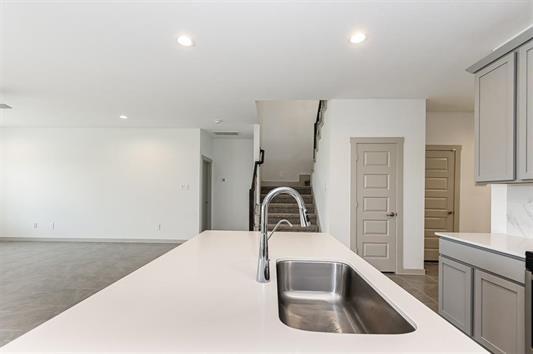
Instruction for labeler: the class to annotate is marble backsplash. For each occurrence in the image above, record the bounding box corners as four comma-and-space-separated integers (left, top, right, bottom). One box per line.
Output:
507, 184, 533, 238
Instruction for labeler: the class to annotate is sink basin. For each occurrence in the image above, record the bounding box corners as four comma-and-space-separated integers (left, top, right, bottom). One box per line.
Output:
276, 260, 416, 334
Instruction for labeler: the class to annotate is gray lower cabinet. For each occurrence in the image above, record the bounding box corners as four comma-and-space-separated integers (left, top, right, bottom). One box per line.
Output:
474, 269, 525, 354
438, 256, 473, 335
439, 240, 525, 354
474, 52, 516, 183
518, 39, 533, 180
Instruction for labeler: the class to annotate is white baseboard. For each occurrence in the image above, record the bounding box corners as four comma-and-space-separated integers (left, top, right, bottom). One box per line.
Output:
0, 237, 185, 244
396, 268, 426, 275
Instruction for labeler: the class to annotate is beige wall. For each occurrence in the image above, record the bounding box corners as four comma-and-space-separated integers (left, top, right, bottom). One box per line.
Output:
426, 112, 491, 233
1, 128, 203, 240
257, 100, 318, 183
313, 99, 426, 271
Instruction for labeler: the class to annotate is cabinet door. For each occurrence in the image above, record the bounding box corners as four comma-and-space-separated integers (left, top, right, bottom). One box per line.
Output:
438, 256, 473, 335
474, 52, 516, 182
518, 40, 533, 180
474, 269, 525, 354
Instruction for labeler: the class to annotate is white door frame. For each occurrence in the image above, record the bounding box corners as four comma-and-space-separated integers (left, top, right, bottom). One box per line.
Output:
350, 137, 404, 274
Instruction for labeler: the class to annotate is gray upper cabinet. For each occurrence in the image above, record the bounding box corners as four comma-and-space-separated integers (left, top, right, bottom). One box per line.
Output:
518, 40, 533, 180
469, 30, 533, 184
474, 52, 517, 182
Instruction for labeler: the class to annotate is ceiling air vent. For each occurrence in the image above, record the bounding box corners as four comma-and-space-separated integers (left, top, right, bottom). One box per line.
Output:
213, 131, 239, 136
0, 104, 12, 109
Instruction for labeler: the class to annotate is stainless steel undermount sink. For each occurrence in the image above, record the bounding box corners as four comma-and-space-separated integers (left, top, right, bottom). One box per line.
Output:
276, 260, 416, 334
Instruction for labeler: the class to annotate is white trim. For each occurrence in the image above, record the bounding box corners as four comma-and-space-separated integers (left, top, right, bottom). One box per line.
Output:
396, 268, 426, 276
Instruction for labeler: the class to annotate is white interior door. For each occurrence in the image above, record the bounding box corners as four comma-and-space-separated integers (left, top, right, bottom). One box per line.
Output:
425, 149, 456, 261
354, 141, 401, 272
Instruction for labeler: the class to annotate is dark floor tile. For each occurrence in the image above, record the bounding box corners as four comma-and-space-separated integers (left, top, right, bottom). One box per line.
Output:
385, 262, 439, 313
0, 330, 25, 347
0, 241, 178, 346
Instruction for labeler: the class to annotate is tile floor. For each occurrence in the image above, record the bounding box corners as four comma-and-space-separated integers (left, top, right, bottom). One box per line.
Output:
386, 262, 439, 312
0, 241, 178, 346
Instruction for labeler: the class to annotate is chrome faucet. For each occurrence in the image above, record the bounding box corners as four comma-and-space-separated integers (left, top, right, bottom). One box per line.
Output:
257, 187, 311, 283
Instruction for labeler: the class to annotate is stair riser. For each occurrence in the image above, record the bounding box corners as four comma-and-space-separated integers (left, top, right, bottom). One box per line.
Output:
261, 195, 313, 204
268, 205, 315, 213
268, 214, 317, 224
261, 186, 312, 194
267, 225, 319, 232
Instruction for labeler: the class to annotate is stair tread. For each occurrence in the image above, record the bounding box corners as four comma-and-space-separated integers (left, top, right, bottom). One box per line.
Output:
267, 225, 318, 228
261, 193, 312, 197
269, 212, 316, 216
261, 185, 311, 189
266, 202, 312, 206
257, 186, 318, 232
267, 225, 319, 232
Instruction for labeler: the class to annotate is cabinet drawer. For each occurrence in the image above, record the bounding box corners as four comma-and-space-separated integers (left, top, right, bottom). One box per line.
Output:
440, 238, 525, 284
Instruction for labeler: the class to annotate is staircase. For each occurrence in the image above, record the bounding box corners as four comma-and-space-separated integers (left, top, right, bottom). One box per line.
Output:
260, 185, 319, 232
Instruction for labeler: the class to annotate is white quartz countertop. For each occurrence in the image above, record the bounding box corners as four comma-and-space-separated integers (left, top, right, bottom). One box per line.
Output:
436, 232, 533, 259
1, 231, 485, 353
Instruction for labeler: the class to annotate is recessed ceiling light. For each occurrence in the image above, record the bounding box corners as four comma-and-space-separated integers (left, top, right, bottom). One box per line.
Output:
350, 32, 367, 44
119, 115, 128, 120
177, 35, 195, 47
214, 119, 223, 124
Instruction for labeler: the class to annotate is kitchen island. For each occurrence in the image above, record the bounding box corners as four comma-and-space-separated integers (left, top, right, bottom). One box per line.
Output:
0, 231, 485, 353
437, 232, 527, 353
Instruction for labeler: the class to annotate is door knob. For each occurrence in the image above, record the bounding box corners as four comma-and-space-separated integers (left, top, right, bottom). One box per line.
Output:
386, 212, 397, 217
447, 211, 454, 215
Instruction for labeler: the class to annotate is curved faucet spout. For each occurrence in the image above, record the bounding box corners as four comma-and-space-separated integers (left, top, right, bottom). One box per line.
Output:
257, 187, 310, 283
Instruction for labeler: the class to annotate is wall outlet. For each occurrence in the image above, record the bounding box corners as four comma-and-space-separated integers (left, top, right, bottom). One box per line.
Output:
50, 222, 55, 230
33, 222, 38, 229
157, 224, 162, 232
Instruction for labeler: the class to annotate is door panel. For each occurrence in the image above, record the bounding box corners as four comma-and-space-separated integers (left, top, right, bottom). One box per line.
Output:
438, 256, 473, 335
474, 269, 525, 354
474, 52, 516, 182
356, 143, 399, 272
425, 149, 456, 261
518, 40, 533, 180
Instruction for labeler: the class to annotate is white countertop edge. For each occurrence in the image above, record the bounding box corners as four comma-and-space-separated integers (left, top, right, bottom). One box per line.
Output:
435, 232, 532, 260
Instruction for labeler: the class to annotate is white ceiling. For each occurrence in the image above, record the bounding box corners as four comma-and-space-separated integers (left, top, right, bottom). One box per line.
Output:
0, 1, 532, 131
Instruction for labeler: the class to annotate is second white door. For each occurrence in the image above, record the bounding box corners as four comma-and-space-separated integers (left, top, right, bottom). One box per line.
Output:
352, 139, 402, 272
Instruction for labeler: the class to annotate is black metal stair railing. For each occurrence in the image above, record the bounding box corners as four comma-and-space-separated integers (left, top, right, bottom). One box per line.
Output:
313, 100, 326, 161
249, 149, 265, 231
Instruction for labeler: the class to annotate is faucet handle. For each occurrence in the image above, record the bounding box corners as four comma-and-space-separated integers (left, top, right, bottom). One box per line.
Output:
268, 219, 293, 239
